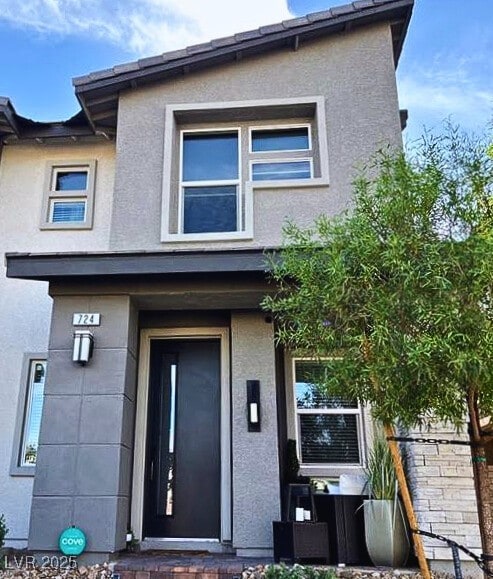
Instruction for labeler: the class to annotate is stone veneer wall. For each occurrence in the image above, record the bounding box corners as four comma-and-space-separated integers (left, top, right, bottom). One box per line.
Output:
404, 425, 482, 568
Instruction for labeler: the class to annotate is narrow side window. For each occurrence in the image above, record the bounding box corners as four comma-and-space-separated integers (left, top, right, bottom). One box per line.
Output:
10, 356, 47, 476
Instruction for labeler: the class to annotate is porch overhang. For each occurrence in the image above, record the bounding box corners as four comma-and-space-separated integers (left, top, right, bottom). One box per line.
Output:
5, 248, 276, 281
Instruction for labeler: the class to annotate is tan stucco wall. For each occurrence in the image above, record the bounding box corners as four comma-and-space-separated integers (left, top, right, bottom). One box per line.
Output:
110, 22, 402, 251
0, 141, 114, 546
0, 143, 115, 254
231, 312, 280, 554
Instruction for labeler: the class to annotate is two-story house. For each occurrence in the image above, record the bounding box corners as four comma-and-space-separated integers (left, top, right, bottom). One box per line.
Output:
0, 0, 482, 573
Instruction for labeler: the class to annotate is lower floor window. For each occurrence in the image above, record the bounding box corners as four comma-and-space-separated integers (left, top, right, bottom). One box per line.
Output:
294, 359, 363, 466
20, 360, 46, 466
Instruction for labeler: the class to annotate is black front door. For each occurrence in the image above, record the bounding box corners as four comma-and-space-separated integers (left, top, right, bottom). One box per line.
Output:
144, 339, 221, 539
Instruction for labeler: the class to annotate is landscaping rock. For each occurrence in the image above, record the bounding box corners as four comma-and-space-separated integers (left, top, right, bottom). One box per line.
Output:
0, 562, 112, 579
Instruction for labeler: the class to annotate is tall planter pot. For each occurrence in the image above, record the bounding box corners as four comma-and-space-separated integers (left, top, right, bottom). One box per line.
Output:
363, 499, 410, 567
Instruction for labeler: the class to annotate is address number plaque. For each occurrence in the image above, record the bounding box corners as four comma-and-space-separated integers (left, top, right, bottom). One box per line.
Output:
72, 313, 101, 327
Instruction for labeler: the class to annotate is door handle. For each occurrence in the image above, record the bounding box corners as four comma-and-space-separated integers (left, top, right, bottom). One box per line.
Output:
150, 459, 155, 481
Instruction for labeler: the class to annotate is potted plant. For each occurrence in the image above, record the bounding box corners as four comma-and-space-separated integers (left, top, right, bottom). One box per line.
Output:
363, 436, 410, 566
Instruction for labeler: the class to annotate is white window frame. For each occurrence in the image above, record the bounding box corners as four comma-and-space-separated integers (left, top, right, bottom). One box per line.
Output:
292, 357, 365, 470
48, 197, 87, 223
40, 160, 96, 230
250, 158, 314, 182
10, 354, 47, 477
178, 128, 242, 237
248, 123, 312, 154
161, 97, 330, 243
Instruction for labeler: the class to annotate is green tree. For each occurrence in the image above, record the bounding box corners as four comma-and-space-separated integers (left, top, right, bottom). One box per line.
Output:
263, 125, 493, 571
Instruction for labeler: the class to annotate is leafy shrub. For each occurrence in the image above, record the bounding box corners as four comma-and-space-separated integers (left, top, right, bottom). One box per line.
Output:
265, 564, 336, 579
0, 514, 8, 549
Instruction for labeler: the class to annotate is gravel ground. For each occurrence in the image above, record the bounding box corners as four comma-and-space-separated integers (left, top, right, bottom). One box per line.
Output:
0, 562, 454, 579
0, 562, 113, 579
242, 565, 451, 579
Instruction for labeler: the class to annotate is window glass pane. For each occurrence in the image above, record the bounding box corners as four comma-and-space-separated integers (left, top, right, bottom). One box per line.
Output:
295, 361, 357, 409
20, 361, 46, 466
252, 127, 309, 152
252, 161, 311, 181
299, 414, 360, 464
184, 186, 237, 233
55, 171, 88, 191
183, 132, 238, 181
51, 201, 86, 223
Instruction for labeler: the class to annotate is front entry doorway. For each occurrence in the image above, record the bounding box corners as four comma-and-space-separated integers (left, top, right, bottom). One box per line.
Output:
143, 339, 221, 539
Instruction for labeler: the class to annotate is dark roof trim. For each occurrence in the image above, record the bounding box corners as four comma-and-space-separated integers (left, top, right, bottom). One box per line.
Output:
399, 109, 408, 131
74, 0, 413, 130
6, 249, 273, 281
0, 97, 21, 139
0, 97, 107, 144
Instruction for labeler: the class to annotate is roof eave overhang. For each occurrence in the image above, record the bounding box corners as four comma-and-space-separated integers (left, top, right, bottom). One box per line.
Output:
0, 99, 108, 144
74, 0, 414, 130
0, 97, 21, 140
5, 249, 274, 281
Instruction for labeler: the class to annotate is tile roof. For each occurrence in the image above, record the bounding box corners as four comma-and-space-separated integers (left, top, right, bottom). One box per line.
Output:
1, 0, 413, 137
73, 0, 413, 88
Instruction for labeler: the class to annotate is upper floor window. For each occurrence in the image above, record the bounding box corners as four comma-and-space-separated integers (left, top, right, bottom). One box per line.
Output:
162, 98, 329, 243
41, 160, 96, 230
250, 125, 313, 182
250, 126, 310, 152
294, 359, 363, 467
181, 131, 240, 234
251, 160, 312, 181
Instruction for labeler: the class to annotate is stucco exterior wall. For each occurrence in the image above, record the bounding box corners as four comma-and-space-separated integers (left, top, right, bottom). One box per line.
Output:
0, 143, 115, 254
0, 142, 114, 546
28, 294, 137, 554
231, 312, 280, 555
110, 22, 402, 251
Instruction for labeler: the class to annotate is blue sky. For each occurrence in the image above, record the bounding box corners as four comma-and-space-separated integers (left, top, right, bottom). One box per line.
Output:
0, 0, 491, 142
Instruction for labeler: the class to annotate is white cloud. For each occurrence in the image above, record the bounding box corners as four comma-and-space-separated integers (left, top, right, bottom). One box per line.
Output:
0, 0, 293, 56
398, 54, 493, 136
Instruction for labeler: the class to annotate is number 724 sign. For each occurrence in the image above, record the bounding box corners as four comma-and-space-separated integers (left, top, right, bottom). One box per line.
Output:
72, 313, 101, 326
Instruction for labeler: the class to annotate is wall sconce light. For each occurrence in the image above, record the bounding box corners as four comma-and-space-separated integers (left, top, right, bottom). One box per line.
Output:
73, 330, 94, 365
247, 380, 261, 432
